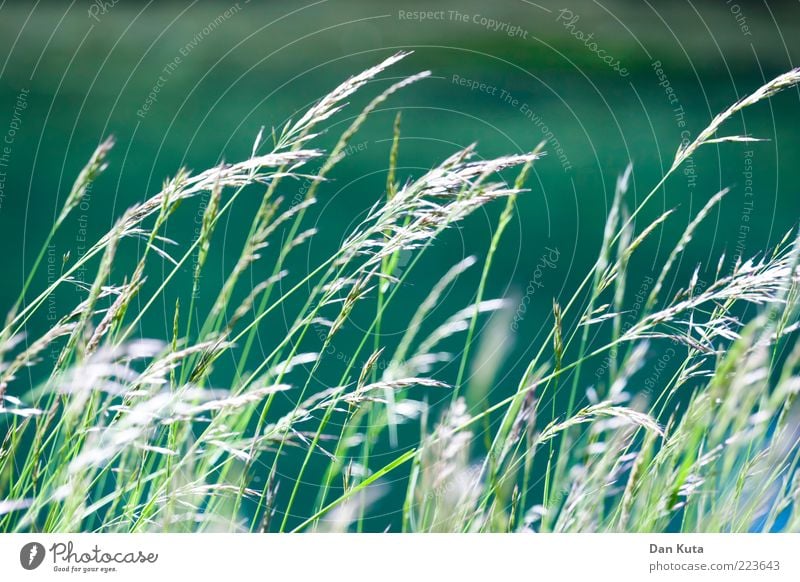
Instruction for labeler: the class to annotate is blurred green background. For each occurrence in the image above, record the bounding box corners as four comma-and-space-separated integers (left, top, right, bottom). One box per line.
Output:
1, 0, 799, 528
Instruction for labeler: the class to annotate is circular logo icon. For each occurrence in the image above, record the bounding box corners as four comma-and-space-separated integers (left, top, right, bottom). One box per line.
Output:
19, 542, 46, 570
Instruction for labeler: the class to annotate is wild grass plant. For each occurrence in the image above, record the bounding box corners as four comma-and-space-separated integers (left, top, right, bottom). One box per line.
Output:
1, 52, 800, 533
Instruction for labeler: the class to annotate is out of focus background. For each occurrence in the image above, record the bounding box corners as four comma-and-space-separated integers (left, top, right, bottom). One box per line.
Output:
1, 0, 799, 527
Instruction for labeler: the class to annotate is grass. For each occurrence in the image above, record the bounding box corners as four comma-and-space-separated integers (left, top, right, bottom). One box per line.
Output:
1, 52, 800, 532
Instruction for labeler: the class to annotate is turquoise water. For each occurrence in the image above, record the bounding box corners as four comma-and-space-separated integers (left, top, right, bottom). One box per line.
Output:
1, 0, 799, 529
